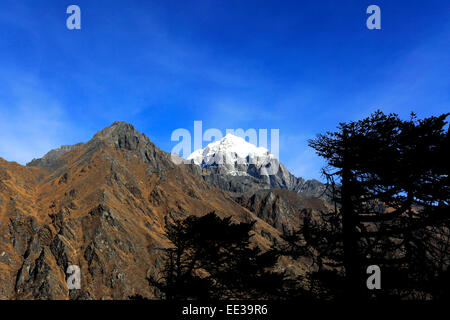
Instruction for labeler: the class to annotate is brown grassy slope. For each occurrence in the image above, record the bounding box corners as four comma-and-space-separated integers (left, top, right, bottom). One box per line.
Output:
0, 122, 280, 300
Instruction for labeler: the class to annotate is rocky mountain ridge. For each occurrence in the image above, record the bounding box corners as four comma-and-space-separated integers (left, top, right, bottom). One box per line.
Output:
186, 133, 326, 198
0, 122, 329, 299
0, 122, 287, 299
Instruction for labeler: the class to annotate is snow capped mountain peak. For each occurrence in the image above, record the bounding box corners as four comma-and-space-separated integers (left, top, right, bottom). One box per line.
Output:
187, 134, 279, 176
184, 134, 324, 196
209, 133, 270, 156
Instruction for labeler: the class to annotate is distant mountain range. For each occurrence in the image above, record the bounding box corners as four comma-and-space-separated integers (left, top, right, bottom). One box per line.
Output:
0, 122, 329, 299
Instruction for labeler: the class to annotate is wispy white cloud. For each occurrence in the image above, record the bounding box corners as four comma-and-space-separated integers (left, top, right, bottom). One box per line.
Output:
279, 133, 325, 181
0, 72, 76, 164
334, 24, 450, 123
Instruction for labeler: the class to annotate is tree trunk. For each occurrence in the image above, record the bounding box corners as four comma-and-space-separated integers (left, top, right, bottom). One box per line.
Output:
341, 131, 363, 300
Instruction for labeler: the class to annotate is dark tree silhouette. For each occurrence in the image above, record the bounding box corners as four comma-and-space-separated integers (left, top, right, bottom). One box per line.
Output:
150, 212, 285, 300
281, 111, 449, 300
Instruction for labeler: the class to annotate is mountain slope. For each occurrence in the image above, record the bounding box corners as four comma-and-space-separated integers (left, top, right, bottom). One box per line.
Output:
0, 122, 282, 300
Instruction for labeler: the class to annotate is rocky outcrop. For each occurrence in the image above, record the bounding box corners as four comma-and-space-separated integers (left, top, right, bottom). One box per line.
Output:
27, 144, 84, 171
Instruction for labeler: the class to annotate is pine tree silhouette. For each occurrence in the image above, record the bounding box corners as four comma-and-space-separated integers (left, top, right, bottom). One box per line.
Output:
150, 212, 285, 300
280, 111, 449, 300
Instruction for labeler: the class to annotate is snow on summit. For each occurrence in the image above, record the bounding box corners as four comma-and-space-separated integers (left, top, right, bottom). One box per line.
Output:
187, 134, 276, 174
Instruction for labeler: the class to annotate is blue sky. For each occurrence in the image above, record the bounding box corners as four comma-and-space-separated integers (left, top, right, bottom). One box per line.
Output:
0, 0, 449, 181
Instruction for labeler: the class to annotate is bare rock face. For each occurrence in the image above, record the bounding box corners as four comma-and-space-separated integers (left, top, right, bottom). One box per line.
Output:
233, 189, 331, 234
0, 122, 281, 300
27, 144, 84, 171
91, 121, 174, 172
